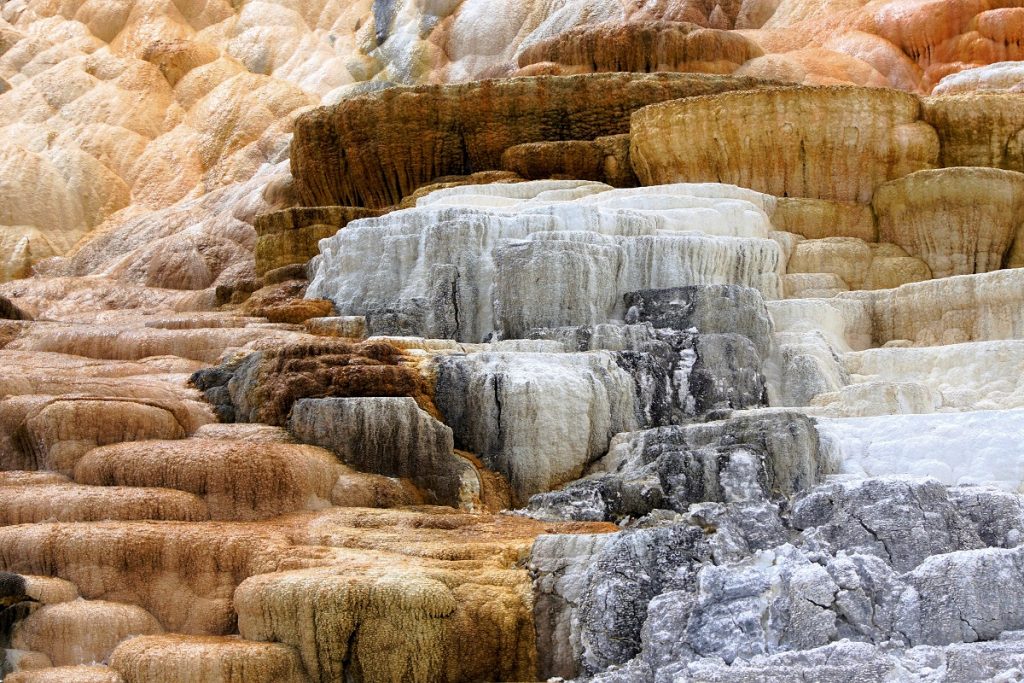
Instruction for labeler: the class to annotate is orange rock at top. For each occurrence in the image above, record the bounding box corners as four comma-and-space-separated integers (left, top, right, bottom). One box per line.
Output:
515, 21, 763, 76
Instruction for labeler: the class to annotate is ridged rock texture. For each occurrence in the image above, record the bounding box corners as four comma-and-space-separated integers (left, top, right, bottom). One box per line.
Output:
6, 1, 1024, 682
630, 86, 939, 203
306, 180, 784, 341
3, 0, 1024, 292
290, 73, 773, 208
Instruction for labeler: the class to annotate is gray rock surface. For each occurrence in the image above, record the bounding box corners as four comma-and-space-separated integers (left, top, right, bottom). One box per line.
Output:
792, 477, 986, 572
288, 397, 473, 506
526, 412, 832, 523
623, 285, 773, 359
530, 476, 1024, 682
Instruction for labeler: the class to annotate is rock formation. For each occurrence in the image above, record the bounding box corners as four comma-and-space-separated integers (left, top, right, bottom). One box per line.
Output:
630, 86, 938, 203
873, 167, 1024, 277
290, 73, 772, 208
6, 2, 1024, 681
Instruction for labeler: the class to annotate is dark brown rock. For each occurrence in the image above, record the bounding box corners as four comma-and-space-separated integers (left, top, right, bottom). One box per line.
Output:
291, 73, 773, 208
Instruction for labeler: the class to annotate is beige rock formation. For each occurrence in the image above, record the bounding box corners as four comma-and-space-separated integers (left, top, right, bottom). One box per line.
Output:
4, 0, 1024, 293
235, 558, 535, 683
630, 86, 939, 203
111, 635, 307, 683
7, 2, 1024, 679
771, 198, 876, 242
922, 94, 1024, 171
74, 440, 340, 521
12, 601, 162, 666
0, 484, 209, 524
6, 666, 125, 683
786, 238, 931, 292
839, 268, 1024, 347
873, 167, 1024, 277
515, 21, 763, 75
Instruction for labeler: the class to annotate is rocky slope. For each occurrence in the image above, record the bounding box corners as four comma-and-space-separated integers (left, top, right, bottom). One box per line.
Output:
2, 1, 1024, 682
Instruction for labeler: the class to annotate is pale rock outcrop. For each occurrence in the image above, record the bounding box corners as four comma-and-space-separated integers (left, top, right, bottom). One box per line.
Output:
111, 635, 307, 683
840, 340, 1024, 411
307, 181, 783, 342
873, 167, 1024, 277
630, 86, 939, 203
12, 601, 162, 667
819, 409, 1024, 489
839, 268, 1024, 346
934, 61, 1024, 95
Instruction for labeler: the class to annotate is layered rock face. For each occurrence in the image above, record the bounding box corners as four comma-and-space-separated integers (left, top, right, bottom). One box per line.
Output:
631, 86, 938, 203
5, 0, 1024, 293
6, 2, 1024, 682
290, 73, 772, 208
306, 180, 783, 341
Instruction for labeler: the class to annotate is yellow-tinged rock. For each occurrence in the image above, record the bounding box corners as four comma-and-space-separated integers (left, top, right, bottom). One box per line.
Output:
630, 86, 938, 203
111, 635, 307, 683
873, 167, 1024, 277
922, 94, 1024, 171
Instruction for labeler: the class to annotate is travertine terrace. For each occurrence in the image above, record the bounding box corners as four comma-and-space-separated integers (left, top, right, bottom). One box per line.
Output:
3, 1, 1024, 681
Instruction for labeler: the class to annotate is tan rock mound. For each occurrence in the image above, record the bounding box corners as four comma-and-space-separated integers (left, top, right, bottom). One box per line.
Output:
111, 635, 306, 683
786, 238, 931, 292
500, 135, 639, 187
291, 73, 772, 208
772, 198, 877, 242
6, 665, 124, 683
192, 339, 435, 426
0, 521, 298, 634
0, 484, 209, 524
630, 86, 938, 203
74, 440, 339, 521
922, 94, 1024, 171
12, 601, 162, 666
873, 167, 1024, 277
4, 397, 200, 474
236, 558, 534, 683
515, 21, 763, 76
